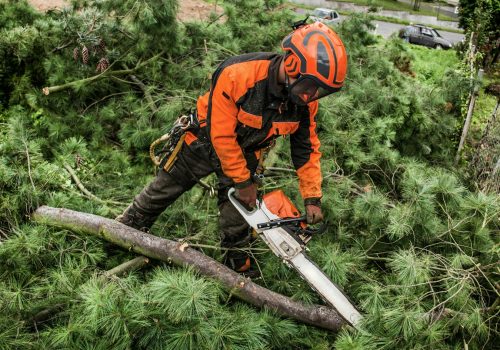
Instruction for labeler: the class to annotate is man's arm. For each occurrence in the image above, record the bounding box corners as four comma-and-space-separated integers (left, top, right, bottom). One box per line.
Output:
290, 101, 322, 202
207, 68, 252, 188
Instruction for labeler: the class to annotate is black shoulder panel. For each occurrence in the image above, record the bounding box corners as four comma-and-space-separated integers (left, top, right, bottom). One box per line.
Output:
207, 52, 278, 138
290, 107, 313, 170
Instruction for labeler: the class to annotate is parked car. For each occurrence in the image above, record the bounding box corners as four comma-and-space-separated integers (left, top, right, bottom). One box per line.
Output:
398, 24, 452, 49
310, 8, 341, 25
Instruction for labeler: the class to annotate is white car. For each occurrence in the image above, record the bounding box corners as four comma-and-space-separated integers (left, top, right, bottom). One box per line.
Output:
310, 8, 341, 25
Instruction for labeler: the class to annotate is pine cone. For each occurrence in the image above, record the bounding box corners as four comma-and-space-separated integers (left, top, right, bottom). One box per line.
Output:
98, 38, 106, 52
95, 60, 102, 73
82, 46, 89, 65
95, 58, 109, 73
73, 47, 79, 62
101, 57, 109, 70
100, 57, 109, 71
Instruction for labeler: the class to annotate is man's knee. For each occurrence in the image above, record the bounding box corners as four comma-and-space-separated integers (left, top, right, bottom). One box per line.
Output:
218, 200, 251, 247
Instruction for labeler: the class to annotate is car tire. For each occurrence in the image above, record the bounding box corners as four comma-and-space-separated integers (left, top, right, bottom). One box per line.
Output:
435, 44, 442, 50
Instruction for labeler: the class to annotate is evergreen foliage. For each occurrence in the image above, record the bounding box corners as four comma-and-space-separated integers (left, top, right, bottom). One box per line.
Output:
0, 0, 498, 349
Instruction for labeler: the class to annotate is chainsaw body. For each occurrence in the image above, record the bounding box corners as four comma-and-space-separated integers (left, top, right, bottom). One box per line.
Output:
228, 188, 362, 327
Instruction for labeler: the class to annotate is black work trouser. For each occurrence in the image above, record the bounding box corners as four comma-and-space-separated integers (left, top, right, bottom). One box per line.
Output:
124, 139, 252, 248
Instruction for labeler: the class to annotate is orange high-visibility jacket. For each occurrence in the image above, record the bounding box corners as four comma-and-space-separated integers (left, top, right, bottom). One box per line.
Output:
192, 52, 322, 201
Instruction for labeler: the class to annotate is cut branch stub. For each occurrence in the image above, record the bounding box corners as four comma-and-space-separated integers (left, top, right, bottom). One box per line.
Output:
32, 206, 347, 331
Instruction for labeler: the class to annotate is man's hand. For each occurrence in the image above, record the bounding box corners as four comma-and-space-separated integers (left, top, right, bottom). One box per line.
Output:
305, 204, 323, 224
235, 182, 257, 210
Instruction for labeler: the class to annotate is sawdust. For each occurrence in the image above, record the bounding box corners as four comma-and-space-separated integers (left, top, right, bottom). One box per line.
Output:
27, 0, 224, 23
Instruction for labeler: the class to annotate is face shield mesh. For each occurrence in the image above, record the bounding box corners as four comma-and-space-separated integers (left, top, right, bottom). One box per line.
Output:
288, 76, 339, 105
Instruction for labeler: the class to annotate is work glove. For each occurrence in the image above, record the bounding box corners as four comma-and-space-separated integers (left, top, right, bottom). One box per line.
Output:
235, 182, 257, 210
305, 204, 323, 224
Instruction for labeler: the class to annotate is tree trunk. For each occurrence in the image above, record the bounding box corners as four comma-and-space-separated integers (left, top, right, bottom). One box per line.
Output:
455, 69, 484, 164
32, 206, 347, 331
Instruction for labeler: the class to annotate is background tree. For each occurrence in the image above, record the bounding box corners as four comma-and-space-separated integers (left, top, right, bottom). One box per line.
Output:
458, 0, 500, 70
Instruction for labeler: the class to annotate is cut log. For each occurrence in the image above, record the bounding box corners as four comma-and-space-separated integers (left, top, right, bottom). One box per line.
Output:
32, 206, 347, 331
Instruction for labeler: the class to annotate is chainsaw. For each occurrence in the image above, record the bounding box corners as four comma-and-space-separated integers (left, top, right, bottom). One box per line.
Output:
228, 188, 362, 327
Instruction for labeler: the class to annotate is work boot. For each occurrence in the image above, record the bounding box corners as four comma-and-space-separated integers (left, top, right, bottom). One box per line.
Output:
115, 205, 156, 233
223, 250, 260, 278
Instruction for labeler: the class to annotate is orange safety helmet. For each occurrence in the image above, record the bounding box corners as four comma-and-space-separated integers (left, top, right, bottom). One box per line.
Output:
281, 21, 347, 105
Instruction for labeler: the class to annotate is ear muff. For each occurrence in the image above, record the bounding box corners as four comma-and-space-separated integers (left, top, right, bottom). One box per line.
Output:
284, 53, 301, 78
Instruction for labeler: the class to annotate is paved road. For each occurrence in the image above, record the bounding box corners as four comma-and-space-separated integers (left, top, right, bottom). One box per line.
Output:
372, 20, 464, 44
295, 8, 464, 45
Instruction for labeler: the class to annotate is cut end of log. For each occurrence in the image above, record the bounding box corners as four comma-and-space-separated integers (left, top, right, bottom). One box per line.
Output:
42, 87, 50, 95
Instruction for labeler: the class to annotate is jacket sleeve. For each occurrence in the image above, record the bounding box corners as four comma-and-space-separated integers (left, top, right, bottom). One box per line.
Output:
290, 101, 322, 200
207, 68, 251, 186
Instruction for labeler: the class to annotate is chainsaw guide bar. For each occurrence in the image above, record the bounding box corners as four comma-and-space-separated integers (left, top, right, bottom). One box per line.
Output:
228, 188, 362, 327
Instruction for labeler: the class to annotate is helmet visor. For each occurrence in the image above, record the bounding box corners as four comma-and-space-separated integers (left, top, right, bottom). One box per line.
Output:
289, 76, 340, 105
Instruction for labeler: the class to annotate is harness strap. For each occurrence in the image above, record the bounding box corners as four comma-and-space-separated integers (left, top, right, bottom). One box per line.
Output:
161, 134, 185, 172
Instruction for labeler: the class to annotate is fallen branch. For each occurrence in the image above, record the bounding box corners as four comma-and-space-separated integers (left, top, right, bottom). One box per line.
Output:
32, 206, 347, 331
31, 256, 149, 324
31, 303, 66, 324
42, 51, 164, 95
23, 139, 36, 191
102, 256, 149, 279
63, 163, 124, 206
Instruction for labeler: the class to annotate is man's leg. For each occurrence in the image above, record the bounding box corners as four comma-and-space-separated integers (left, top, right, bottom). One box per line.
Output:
117, 140, 213, 231
217, 176, 255, 272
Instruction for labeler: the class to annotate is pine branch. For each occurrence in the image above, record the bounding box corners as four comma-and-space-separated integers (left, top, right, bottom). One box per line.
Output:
23, 139, 36, 191
128, 73, 158, 114
63, 163, 124, 206
32, 206, 348, 331
31, 303, 66, 324
42, 51, 164, 95
30, 257, 149, 324
81, 91, 130, 114
102, 256, 149, 279
265, 166, 374, 197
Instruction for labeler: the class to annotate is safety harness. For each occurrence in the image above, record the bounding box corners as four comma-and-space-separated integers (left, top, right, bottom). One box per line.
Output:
149, 114, 198, 171
149, 112, 274, 196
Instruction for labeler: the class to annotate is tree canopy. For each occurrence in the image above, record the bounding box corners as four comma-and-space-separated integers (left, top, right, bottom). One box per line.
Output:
0, 1, 498, 349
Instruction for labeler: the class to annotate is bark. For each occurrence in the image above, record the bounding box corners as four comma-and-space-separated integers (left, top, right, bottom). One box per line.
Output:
32, 206, 347, 331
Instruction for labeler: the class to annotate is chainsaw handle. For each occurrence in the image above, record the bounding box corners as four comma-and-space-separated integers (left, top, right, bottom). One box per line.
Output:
227, 188, 259, 215
303, 221, 328, 236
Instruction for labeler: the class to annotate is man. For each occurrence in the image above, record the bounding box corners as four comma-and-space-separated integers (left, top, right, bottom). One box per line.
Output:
117, 21, 347, 273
